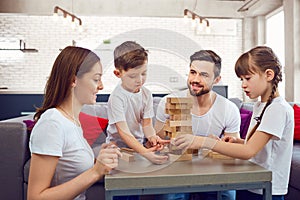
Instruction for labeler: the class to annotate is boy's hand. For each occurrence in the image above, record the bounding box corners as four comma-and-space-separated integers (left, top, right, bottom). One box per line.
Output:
147, 135, 170, 151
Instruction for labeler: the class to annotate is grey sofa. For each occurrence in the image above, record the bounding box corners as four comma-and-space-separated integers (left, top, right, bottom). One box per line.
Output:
0, 103, 109, 200
0, 97, 299, 200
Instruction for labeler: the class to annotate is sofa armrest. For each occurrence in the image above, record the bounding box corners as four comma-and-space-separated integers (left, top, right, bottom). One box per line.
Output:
0, 122, 31, 199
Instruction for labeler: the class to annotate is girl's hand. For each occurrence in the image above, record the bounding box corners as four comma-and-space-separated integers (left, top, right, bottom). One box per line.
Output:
222, 136, 237, 143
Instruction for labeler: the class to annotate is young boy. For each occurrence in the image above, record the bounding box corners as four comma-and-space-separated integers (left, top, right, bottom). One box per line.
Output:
106, 41, 169, 164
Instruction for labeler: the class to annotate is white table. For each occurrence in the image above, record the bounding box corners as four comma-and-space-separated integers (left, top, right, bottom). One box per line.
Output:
105, 154, 272, 200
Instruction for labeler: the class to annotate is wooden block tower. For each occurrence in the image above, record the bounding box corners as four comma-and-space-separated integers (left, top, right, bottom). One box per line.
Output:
164, 97, 193, 161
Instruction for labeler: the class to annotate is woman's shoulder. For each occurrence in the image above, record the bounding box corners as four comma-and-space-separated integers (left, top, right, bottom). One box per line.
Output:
37, 108, 66, 126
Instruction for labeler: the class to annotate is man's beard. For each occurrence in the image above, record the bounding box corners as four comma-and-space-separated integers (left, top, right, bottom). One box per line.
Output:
187, 83, 210, 96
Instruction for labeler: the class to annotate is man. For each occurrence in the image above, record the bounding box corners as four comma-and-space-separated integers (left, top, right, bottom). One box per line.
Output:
155, 50, 240, 200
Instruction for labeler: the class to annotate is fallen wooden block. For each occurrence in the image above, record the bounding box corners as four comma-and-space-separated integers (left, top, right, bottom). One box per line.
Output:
120, 148, 136, 162
202, 149, 234, 160
169, 152, 192, 162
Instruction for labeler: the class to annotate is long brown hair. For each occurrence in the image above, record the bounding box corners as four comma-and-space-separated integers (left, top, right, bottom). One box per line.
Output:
235, 46, 282, 139
34, 46, 100, 121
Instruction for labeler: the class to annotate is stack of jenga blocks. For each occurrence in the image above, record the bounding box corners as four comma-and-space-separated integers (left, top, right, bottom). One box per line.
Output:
164, 97, 193, 161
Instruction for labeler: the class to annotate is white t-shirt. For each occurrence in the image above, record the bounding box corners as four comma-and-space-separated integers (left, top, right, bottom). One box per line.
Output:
246, 96, 294, 195
106, 84, 154, 147
29, 108, 94, 200
156, 90, 240, 137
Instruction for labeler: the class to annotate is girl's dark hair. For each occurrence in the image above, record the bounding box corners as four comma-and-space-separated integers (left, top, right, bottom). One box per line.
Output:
235, 46, 282, 139
34, 46, 100, 121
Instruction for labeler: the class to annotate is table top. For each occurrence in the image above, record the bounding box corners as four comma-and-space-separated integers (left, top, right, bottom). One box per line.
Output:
105, 154, 272, 190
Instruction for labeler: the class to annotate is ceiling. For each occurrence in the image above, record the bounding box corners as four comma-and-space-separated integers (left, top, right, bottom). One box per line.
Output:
0, 0, 283, 18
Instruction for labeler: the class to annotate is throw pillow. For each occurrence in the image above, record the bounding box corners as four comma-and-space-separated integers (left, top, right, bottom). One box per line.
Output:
23, 119, 36, 134
293, 104, 300, 141
79, 112, 109, 146
240, 108, 252, 139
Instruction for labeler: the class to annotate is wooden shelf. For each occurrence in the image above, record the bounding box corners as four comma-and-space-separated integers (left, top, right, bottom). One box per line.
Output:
0, 48, 38, 53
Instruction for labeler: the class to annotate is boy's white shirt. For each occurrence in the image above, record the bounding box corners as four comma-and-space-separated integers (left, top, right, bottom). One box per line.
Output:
106, 83, 154, 148
246, 96, 294, 195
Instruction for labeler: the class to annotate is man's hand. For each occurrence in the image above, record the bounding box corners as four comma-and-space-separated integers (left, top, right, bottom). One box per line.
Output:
174, 134, 197, 150
141, 151, 169, 165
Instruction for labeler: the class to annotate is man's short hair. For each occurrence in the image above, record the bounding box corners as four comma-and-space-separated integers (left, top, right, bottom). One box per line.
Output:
190, 50, 222, 77
114, 41, 148, 71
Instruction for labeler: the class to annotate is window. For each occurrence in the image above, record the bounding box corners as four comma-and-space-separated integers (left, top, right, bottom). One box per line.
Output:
266, 8, 285, 97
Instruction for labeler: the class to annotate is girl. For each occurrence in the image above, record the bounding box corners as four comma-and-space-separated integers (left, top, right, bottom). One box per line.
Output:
174, 46, 294, 200
27, 46, 122, 200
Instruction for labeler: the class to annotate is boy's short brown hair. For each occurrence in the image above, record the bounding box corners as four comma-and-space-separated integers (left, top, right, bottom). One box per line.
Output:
114, 41, 148, 71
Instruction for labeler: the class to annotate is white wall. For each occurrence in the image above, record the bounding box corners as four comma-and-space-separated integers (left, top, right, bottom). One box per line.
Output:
0, 15, 243, 99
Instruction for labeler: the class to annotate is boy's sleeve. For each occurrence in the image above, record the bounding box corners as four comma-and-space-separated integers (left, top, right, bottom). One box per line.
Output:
107, 95, 126, 124
143, 93, 154, 119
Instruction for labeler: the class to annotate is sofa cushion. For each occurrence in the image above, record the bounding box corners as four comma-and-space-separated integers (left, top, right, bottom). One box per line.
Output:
293, 104, 300, 141
79, 112, 108, 146
23, 119, 36, 134
240, 108, 252, 139
289, 142, 300, 190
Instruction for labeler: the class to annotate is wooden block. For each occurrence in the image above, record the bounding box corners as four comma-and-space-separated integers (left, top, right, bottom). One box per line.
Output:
167, 97, 193, 104
166, 103, 192, 110
120, 151, 135, 162
169, 120, 192, 127
163, 122, 177, 132
165, 131, 174, 138
170, 114, 191, 121
176, 126, 192, 132
187, 149, 197, 154
170, 152, 192, 161
165, 109, 190, 115
168, 131, 193, 136
120, 147, 135, 154
177, 153, 192, 161
165, 103, 177, 109
202, 149, 234, 160
175, 104, 192, 109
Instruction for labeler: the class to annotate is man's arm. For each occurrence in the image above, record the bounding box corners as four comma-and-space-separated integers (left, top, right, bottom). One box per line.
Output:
223, 100, 242, 139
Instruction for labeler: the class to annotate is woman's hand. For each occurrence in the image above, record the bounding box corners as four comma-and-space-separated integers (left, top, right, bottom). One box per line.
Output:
95, 143, 122, 174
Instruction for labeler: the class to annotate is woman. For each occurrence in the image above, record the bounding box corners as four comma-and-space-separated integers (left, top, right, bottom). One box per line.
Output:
27, 46, 121, 200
